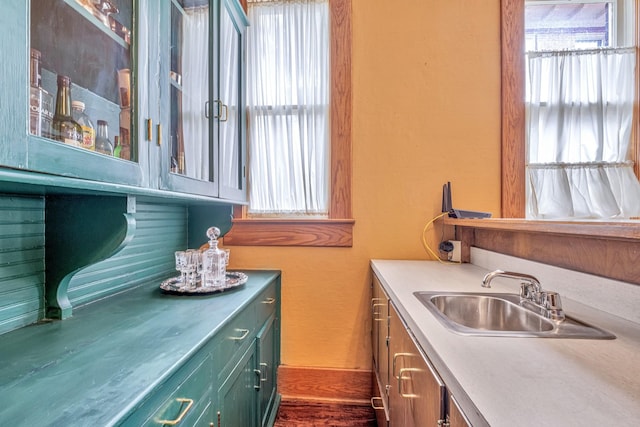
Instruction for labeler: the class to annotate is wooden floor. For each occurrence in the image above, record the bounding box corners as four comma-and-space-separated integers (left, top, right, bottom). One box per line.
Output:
273, 399, 377, 427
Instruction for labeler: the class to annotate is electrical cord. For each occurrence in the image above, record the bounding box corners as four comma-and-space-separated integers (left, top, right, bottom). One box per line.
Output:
421, 212, 461, 265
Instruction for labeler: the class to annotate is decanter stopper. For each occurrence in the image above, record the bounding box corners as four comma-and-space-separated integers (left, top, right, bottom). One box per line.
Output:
206, 226, 221, 245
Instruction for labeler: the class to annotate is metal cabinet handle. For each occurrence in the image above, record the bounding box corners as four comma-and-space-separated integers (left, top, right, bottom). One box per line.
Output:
155, 397, 194, 425
372, 303, 386, 320
397, 368, 420, 398
229, 328, 250, 341
261, 297, 276, 305
370, 396, 385, 410
392, 352, 413, 379
220, 103, 228, 122
259, 362, 268, 382
205, 100, 210, 119
254, 369, 262, 390
213, 100, 228, 122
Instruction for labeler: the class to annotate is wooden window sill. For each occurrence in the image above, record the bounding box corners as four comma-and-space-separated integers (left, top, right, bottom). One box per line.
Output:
444, 217, 640, 241
223, 218, 355, 247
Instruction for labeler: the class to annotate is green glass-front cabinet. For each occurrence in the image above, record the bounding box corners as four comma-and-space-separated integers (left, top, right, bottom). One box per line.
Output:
158, 0, 248, 201
0, 0, 247, 202
1, 0, 146, 186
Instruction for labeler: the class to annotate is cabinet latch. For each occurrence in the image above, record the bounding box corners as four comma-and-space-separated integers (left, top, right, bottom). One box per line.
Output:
146, 119, 152, 141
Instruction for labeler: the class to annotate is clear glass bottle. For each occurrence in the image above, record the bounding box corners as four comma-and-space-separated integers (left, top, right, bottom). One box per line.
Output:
71, 101, 95, 151
29, 49, 53, 138
95, 120, 114, 155
201, 227, 227, 287
52, 75, 83, 147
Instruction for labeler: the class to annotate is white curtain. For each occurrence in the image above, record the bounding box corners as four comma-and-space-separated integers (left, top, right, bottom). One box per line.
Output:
246, 0, 330, 216
219, 5, 241, 190
182, 8, 210, 180
526, 48, 640, 219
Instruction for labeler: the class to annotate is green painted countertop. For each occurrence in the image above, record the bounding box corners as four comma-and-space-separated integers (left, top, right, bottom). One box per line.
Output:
0, 270, 280, 427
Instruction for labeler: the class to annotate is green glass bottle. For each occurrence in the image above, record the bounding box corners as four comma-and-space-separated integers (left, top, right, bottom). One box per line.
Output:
113, 135, 122, 158
51, 75, 83, 147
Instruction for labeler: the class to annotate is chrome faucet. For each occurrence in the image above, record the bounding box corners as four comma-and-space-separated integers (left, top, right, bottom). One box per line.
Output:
481, 270, 565, 321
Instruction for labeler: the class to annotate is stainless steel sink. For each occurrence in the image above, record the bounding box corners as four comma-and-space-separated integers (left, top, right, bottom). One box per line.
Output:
414, 291, 615, 339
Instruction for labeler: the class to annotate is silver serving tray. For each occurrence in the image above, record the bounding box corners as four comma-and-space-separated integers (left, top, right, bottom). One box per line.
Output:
160, 272, 248, 296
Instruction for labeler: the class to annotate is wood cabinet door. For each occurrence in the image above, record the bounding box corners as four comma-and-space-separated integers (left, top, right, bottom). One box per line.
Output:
448, 394, 472, 427
389, 303, 446, 427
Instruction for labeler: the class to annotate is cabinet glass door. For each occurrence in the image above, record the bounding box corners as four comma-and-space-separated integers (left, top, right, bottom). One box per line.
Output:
217, 0, 247, 201
29, 0, 139, 184
163, 0, 216, 196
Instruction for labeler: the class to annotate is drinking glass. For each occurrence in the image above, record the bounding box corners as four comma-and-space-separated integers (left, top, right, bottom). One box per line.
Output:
185, 249, 199, 287
175, 251, 188, 283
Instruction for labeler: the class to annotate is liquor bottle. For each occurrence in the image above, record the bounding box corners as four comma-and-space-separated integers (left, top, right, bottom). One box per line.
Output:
29, 49, 54, 138
71, 101, 95, 151
113, 135, 122, 158
52, 75, 83, 147
95, 120, 114, 155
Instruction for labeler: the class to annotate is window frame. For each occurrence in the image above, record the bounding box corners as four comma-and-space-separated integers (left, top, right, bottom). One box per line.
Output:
223, 0, 354, 247
501, 0, 640, 218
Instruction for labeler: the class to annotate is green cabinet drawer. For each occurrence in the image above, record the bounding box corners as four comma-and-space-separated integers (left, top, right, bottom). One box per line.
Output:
213, 304, 257, 377
255, 283, 278, 327
121, 353, 212, 427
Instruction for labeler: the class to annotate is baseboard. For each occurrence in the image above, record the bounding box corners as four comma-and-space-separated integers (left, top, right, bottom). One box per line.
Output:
277, 365, 373, 405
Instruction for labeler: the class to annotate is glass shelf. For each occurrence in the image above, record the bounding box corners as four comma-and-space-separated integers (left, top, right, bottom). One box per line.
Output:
63, 0, 130, 48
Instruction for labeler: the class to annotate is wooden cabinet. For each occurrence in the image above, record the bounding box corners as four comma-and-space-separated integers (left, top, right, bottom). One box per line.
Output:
1, 0, 247, 202
371, 272, 471, 427
448, 394, 472, 427
388, 302, 446, 427
371, 274, 390, 426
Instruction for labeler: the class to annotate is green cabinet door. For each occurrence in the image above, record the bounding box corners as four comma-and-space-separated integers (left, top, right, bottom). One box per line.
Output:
0, 2, 28, 169
157, 0, 248, 201
24, 0, 144, 186
217, 0, 248, 202
257, 313, 279, 427
217, 343, 259, 427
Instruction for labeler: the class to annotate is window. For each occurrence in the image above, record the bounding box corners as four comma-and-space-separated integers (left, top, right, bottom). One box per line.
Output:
524, 0, 640, 219
245, 0, 330, 217
224, 0, 353, 246
501, 0, 640, 219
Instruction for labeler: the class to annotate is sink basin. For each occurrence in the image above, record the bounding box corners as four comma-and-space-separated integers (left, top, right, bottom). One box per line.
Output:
414, 291, 615, 339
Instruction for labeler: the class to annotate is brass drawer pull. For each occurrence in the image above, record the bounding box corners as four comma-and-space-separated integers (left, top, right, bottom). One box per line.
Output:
155, 397, 194, 425
261, 297, 276, 305
370, 396, 384, 410
229, 328, 250, 341
398, 368, 420, 398
372, 303, 386, 319
392, 352, 413, 379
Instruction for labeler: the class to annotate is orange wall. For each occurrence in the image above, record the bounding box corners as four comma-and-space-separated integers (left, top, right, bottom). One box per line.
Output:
224, 0, 502, 370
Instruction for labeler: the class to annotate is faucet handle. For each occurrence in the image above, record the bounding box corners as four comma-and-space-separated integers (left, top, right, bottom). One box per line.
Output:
520, 282, 539, 301
540, 291, 562, 309
540, 291, 565, 321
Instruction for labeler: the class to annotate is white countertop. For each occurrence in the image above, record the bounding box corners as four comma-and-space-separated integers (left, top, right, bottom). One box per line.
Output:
371, 258, 640, 427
